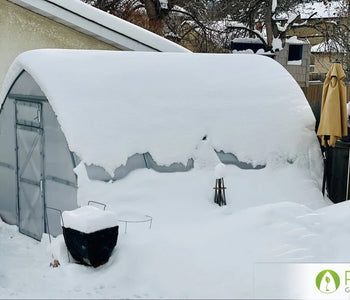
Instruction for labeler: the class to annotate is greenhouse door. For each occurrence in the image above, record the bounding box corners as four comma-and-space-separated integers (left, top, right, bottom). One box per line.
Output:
15, 100, 44, 240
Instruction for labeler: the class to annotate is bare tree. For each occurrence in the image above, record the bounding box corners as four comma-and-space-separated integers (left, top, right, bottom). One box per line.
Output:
211, 0, 308, 51
290, 0, 350, 79
81, 0, 215, 50
81, 0, 315, 52
322, 0, 350, 79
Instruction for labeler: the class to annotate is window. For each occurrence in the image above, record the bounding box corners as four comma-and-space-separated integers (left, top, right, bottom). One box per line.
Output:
288, 44, 303, 61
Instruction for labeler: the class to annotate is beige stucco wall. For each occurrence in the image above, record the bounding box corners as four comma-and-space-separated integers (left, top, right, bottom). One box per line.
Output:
311, 53, 337, 74
0, 0, 118, 89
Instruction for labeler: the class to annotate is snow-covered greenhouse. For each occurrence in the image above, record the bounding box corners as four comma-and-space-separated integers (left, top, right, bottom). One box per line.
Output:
0, 50, 321, 240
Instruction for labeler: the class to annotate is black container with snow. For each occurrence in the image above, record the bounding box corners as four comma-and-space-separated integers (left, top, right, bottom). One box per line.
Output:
62, 206, 119, 268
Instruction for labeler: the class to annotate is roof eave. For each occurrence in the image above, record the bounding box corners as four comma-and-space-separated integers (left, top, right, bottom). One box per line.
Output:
8, 0, 189, 52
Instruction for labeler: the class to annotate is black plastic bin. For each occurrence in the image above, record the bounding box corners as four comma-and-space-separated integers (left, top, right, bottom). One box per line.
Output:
326, 140, 350, 203
63, 225, 119, 268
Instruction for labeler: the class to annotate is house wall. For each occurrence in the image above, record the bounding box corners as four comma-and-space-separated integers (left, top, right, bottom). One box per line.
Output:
311, 53, 339, 75
287, 20, 325, 46
287, 17, 347, 79
275, 43, 311, 87
0, 0, 118, 89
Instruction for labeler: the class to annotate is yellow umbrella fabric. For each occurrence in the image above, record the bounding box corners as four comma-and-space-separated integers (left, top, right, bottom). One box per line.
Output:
317, 62, 348, 147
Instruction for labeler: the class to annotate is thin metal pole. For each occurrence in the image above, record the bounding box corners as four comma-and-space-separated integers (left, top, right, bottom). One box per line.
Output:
347, 147, 350, 200
322, 142, 329, 196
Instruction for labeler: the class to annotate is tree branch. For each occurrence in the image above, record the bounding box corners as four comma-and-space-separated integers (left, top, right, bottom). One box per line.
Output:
171, 8, 269, 50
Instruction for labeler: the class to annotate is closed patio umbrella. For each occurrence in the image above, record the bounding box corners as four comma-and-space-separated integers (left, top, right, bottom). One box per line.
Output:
317, 62, 348, 195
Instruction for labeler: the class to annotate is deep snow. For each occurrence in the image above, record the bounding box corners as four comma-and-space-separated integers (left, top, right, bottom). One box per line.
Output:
1, 51, 318, 175
1, 161, 344, 299
0, 50, 343, 299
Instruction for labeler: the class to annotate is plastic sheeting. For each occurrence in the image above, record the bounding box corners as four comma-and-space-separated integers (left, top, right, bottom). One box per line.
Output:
0, 71, 77, 239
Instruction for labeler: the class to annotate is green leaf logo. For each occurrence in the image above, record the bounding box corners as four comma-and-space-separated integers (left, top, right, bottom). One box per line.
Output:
316, 270, 340, 294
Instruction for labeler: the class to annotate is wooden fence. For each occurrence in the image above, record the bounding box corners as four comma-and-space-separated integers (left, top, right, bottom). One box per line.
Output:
301, 83, 350, 131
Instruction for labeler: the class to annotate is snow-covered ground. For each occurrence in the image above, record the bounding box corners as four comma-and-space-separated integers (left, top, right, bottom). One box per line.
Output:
0, 50, 346, 298
3, 159, 350, 299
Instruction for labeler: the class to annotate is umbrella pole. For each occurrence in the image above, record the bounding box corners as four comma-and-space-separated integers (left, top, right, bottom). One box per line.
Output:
321, 147, 327, 196
322, 137, 330, 196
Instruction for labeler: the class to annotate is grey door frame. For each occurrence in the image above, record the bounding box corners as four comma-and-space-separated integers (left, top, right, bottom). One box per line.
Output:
15, 99, 46, 240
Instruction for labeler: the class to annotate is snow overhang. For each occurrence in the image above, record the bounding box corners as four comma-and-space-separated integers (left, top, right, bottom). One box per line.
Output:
1, 50, 317, 175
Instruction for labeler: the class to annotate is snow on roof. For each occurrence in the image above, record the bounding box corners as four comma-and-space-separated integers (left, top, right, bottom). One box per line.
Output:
286, 36, 309, 45
297, 0, 343, 19
0, 50, 317, 175
278, 1, 343, 20
8, 0, 189, 53
311, 40, 345, 53
232, 38, 264, 44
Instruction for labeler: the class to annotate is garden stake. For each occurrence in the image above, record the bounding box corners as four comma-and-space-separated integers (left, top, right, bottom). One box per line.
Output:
214, 178, 227, 206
